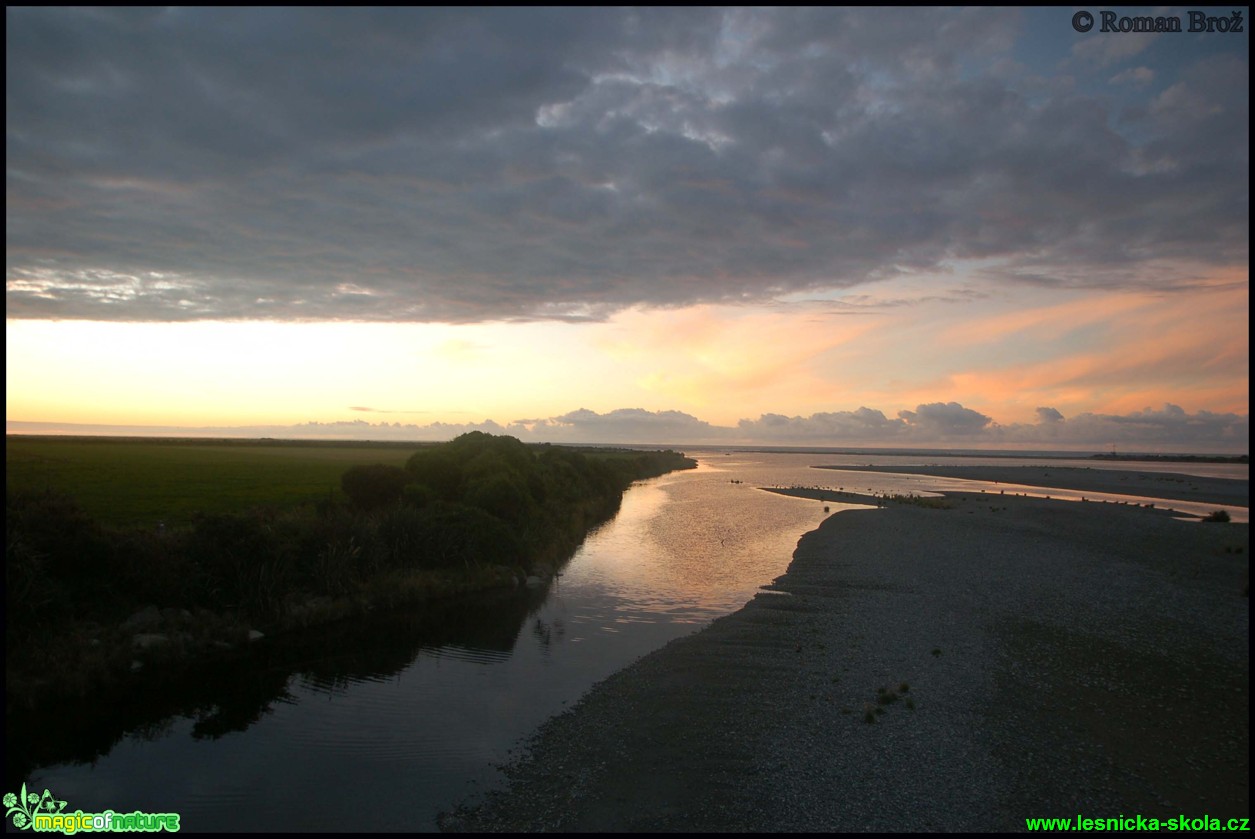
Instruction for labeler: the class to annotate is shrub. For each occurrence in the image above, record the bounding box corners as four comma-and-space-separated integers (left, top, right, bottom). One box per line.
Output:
464, 473, 534, 527
341, 464, 412, 511
401, 504, 523, 571
405, 448, 464, 499
5, 527, 53, 639
5, 487, 119, 624
401, 482, 438, 509
368, 504, 434, 571
6, 488, 115, 591
312, 536, 361, 596
110, 527, 196, 611
186, 512, 293, 619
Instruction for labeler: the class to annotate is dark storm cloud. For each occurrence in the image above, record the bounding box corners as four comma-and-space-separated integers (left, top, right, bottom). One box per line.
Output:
6, 8, 1248, 322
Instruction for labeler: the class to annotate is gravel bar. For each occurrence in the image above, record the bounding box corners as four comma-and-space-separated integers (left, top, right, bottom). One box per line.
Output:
441, 491, 1249, 832
815, 464, 1248, 507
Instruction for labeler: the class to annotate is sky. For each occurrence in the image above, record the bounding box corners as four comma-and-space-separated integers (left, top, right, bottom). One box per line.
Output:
5, 7, 1249, 451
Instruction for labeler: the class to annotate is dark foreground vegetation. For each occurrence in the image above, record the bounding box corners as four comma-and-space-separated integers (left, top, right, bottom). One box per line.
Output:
5, 433, 694, 711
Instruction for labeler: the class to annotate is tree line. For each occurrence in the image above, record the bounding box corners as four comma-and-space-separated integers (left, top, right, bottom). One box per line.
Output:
7, 433, 694, 651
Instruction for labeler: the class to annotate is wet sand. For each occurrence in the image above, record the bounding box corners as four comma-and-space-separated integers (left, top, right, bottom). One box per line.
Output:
443, 488, 1249, 831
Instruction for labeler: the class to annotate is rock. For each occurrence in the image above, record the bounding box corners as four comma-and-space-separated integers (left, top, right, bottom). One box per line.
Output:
292, 596, 332, 618
131, 633, 170, 651
121, 605, 162, 631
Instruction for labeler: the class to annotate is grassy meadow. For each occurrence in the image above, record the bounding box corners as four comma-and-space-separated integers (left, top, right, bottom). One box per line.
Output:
5, 436, 427, 526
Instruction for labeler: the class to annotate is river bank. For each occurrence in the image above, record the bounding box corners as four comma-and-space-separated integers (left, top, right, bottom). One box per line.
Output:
5, 437, 696, 716
442, 487, 1249, 831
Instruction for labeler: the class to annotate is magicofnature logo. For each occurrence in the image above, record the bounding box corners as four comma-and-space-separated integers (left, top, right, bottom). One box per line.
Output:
5, 783, 180, 833
5, 785, 67, 830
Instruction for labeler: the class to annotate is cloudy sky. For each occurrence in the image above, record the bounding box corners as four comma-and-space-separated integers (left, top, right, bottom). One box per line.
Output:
6, 7, 1249, 450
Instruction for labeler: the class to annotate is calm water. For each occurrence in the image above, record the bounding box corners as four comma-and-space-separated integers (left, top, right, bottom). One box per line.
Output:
15, 452, 1248, 830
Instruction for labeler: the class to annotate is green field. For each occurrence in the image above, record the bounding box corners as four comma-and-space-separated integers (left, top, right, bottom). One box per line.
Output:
5, 436, 429, 526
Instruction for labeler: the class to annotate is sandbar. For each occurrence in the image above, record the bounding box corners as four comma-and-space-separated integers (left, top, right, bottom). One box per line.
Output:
815, 464, 1248, 507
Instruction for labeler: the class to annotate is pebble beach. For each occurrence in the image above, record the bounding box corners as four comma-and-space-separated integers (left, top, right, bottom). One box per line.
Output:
443, 471, 1249, 832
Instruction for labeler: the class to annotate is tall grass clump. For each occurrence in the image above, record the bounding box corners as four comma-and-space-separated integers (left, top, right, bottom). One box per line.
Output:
185, 511, 295, 620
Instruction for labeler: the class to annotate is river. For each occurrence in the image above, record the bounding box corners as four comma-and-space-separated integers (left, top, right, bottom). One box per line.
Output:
12, 451, 1247, 830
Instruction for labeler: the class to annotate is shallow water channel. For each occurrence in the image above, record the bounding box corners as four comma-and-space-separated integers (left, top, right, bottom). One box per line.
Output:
14, 452, 1246, 830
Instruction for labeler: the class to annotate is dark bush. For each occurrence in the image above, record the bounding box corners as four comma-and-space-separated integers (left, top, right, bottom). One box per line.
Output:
401, 482, 438, 509
186, 512, 293, 618
397, 504, 523, 571
405, 448, 464, 499
341, 463, 412, 511
464, 473, 534, 527
368, 504, 433, 571
311, 536, 362, 596
5, 488, 117, 623
110, 528, 196, 611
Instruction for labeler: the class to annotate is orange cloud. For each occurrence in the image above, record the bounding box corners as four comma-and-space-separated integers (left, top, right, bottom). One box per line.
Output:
816, 273, 1248, 424
937, 293, 1152, 347
595, 304, 881, 421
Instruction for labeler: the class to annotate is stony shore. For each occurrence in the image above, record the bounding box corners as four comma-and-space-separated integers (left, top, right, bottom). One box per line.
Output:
442, 484, 1248, 831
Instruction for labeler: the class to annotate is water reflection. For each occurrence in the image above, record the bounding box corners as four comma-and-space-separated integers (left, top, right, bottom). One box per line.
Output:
7, 585, 551, 785
11, 454, 845, 831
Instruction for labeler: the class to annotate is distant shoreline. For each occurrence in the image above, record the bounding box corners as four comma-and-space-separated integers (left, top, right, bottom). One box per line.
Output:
730, 446, 1248, 463
8, 432, 1248, 462
809, 464, 1249, 509
1089, 453, 1248, 464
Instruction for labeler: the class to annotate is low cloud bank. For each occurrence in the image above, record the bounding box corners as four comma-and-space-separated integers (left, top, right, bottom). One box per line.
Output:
734, 403, 1247, 451
8, 403, 1248, 453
